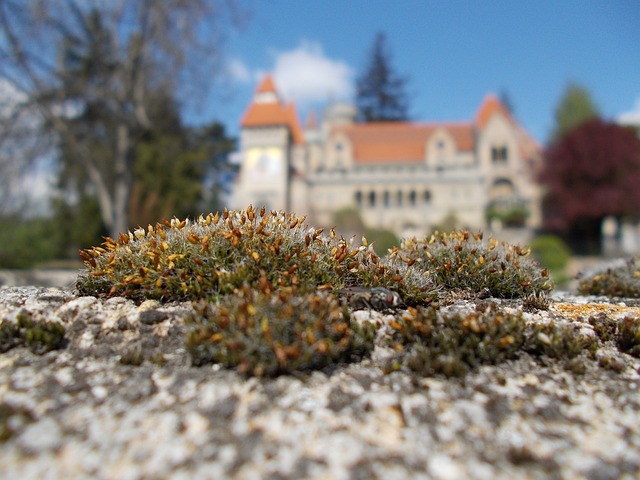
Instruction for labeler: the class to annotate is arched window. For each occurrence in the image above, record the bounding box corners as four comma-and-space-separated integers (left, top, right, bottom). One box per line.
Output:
491, 145, 509, 164
369, 191, 376, 207
355, 190, 363, 207
408, 190, 417, 206
383, 191, 390, 208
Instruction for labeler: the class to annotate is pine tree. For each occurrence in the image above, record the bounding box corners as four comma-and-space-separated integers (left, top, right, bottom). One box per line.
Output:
356, 32, 409, 123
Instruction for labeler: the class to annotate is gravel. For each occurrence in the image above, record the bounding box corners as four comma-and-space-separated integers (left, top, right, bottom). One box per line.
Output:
0, 285, 639, 479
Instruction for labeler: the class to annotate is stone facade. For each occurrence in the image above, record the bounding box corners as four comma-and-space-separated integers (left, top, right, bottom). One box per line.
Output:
232, 75, 543, 238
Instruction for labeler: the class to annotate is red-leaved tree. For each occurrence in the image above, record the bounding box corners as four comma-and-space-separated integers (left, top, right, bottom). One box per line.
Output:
541, 118, 640, 253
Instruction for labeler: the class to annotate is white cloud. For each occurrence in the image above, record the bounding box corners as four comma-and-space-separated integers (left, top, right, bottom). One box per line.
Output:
227, 58, 252, 84
271, 41, 354, 107
618, 97, 640, 126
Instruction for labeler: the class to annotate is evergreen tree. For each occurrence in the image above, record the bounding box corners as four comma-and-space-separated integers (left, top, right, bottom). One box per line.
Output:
356, 32, 409, 123
499, 89, 516, 116
550, 82, 600, 142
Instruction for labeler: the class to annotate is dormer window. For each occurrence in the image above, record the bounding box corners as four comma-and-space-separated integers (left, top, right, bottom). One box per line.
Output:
491, 145, 508, 164
255, 91, 278, 104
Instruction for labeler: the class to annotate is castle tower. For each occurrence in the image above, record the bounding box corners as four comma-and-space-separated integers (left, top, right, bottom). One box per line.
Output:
232, 75, 303, 211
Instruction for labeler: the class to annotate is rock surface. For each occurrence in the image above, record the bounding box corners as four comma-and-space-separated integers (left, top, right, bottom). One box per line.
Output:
0, 286, 639, 479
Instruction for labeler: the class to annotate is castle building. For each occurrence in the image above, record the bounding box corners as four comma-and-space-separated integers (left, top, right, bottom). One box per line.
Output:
232, 74, 543, 239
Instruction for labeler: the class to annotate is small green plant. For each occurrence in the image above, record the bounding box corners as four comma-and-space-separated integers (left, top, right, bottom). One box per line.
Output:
185, 287, 376, 377
394, 230, 553, 299
383, 304, 527, 377
578, 258, 640, 298
0, 310, 66, 354
76, 206, 437, 305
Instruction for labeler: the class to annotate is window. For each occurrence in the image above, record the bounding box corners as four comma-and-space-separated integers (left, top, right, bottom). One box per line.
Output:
369, 191, 376, 207
408, 190, 417, 206
397, 190, 403, 206
355, 190, 363, 207
383, 191, 390, 208
423, 190, 432, 204
491, 145, 508, 164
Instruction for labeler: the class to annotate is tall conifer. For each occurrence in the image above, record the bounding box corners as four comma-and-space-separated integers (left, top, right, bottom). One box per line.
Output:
355, 32, 409, 123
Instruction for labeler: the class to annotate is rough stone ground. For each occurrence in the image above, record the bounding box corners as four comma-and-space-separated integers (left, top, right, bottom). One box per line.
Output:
0, 286, 639, 480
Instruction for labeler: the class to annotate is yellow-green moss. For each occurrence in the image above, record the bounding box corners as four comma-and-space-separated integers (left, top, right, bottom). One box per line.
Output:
0, 310, 66, 355
395, 230, 553, 299
578, 258, 640, 298
76, 207, 436, 305
185, 287, 376, 377
383, 304, 528, 377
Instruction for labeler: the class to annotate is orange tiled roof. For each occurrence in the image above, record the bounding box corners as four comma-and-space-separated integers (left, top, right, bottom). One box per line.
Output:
338, 122, 475, 163
475, 94, 513, 129
240, 75, 304, 144
256, 74, 276, 94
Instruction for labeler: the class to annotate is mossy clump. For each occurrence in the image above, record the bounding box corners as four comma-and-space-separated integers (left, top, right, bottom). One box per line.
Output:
394, 230, 553, 299
76, 206, 436, 304
0, 310, 66, 355
185, 287, 376, 377
578, 258, 640, 298
615, 316, 640, 357
526, 321, 598, 360
383, 304, 528, 377
589, 314, 640, 358
383, 304, 605, 378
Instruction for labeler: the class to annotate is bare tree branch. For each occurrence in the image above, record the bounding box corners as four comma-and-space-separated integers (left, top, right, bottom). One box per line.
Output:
0, 0, 246, 234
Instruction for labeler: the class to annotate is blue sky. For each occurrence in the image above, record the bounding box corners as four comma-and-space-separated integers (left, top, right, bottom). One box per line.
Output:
196, 0, 640, 144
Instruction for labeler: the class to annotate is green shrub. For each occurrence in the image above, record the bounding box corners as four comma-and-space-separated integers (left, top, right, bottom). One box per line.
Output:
530, 235, 572, 271
186, 287, 376, 376
530, 234, 572, 285
486, 205, 530, 228
0, 215, 65, 269
578, 258, 640, 298
363, 227, 400, 256
394, 230, 553, 299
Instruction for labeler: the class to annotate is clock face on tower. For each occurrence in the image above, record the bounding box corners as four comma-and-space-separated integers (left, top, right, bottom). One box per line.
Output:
244, 147, 283, 180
